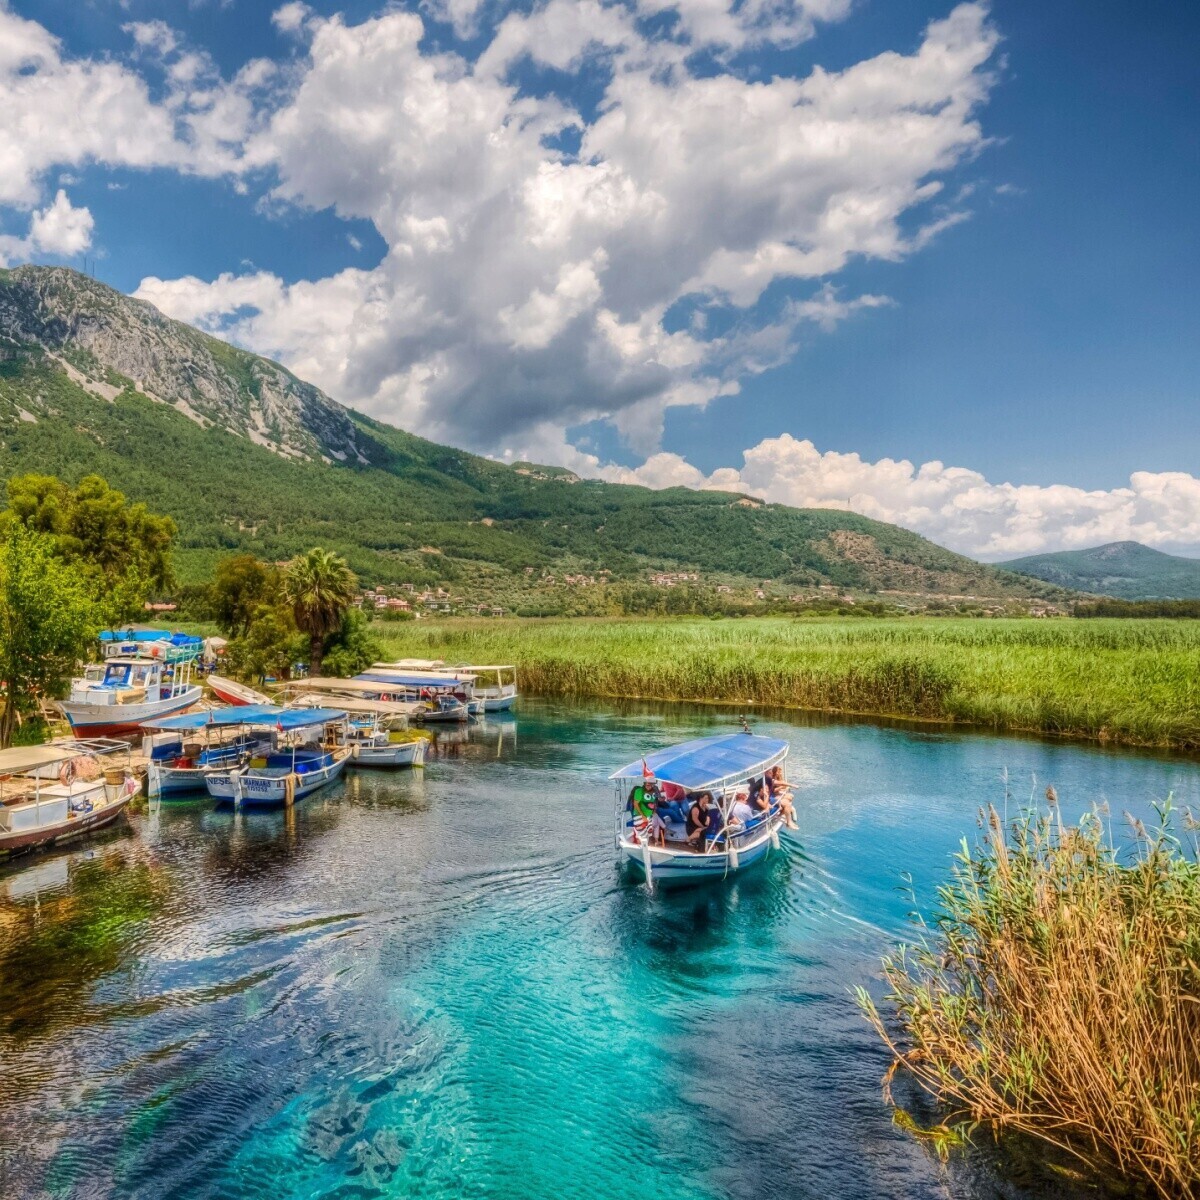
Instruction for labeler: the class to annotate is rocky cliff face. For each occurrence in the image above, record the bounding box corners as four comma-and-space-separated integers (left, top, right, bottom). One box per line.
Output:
0, 266, 370, 464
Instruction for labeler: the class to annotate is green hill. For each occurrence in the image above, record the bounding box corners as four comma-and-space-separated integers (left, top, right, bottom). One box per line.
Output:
0, 265, 1062, 606
1000, 542, 1200, 600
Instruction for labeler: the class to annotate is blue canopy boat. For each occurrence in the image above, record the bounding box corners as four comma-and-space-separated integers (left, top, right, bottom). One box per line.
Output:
193, 707, 351, 808
610, 731, 792, 890
353, 671, 471, 722
143, 705, 281, 797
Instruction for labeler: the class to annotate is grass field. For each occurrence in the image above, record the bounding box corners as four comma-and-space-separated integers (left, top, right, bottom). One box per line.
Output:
373, 616, 1200, 750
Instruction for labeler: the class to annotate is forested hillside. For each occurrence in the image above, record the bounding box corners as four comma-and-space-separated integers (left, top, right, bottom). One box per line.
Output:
1001, 541, 1200, 600
0, 266, 1062, 604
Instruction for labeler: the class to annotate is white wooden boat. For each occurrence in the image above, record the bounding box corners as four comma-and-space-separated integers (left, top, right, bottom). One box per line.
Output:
203, 708, 351, 808
378, 661, 518, 712
354, 669, 471, 722
143, 706, 277, 797
59, 655, 202, 736
345, 724, 427, 768
610, 732, 792, 891
0, 744, 139, 859
207, 675, 272, 706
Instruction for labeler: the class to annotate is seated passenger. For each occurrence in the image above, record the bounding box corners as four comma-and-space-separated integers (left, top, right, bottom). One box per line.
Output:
729, 791, 757, 827
686, 792, 715, 848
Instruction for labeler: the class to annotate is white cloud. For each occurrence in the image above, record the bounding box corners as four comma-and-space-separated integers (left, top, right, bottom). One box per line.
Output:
0, 189, 93, 265
134, 2, 998, 458
272, 3, 313, 36
571, 434, 1200, 559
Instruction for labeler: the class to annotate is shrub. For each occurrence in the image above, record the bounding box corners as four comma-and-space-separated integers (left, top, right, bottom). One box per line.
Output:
859, 802, 1200, 1197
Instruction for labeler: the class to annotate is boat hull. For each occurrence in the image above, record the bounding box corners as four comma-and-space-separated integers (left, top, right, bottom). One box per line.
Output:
207, 676, 272, 706
618, 815, 785, 889
482, 694, 517, 713
0, 789, 133, 859
349, 739, 426, 768
60, 686, 203, 736
206, 751, 350, 808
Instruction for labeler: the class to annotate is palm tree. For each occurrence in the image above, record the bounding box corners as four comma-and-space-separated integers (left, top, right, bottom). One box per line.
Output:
284, 548, 357, 677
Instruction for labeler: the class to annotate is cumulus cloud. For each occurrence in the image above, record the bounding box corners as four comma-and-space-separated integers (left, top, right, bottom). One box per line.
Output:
133, 2, 999, 458
0, 189, 93, 265
570, 435, 1200, 559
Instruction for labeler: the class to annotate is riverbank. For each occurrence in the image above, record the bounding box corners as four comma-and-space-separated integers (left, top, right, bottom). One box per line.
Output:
373, 616, 1200, 751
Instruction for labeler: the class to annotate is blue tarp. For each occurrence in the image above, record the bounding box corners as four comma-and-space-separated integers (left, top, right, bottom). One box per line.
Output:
144, 705, 345, 731
609, 732, 789, 790
100, 629, 202, 646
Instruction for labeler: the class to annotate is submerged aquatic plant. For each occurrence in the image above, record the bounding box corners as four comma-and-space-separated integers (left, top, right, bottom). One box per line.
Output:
859, 801, 1200, 1198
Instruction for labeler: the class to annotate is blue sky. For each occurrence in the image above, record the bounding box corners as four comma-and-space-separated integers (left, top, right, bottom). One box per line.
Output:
1, 0, 1197, 557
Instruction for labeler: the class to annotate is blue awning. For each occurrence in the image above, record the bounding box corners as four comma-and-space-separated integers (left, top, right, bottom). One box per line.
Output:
355, 672, 461, 689
144, 705, 346, 732
609, 732, 789, 791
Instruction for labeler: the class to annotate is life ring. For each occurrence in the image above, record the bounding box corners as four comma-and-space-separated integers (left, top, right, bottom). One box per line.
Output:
58, 758, 77, 787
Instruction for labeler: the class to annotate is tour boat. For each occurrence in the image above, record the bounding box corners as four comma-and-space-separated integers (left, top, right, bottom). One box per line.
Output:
0, 744, 140, 859
610, 731, 792, 891
203, 708, 351, 808
387, 661, 518, 713
59, 653, 203, 736
143, 705, 277, 797
353, 669, 471, 722
207, 675, 272, 707
275, 684, 428, 769
342, 717, 428, 768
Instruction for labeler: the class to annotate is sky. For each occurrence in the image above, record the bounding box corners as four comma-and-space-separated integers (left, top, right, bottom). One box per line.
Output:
0, 0, 1197, 560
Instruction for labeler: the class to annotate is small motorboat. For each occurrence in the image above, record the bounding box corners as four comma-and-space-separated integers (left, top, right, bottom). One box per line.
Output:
0, 744, 139, 859
354, 669, 472, 722
204, 708, 351, 808
342, 717, 428, 768
610, 731, 793, 891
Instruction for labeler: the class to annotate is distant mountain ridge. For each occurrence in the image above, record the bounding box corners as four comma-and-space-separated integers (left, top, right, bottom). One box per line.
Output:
0, 266, 1064, 605
1000, 541, 1200, 599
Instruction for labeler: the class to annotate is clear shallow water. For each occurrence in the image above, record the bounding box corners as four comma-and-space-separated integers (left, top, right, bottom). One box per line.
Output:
3, 700, 1200, 1200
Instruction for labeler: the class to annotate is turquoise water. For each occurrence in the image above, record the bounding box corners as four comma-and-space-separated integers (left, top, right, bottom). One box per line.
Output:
3, 700, 1199, 1199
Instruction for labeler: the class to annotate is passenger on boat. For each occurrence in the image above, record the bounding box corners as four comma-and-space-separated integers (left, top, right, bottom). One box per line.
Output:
747, 778, 771, 816
767, 766, 798, 829
686, 793, 715, 848
729, 791, 757, 828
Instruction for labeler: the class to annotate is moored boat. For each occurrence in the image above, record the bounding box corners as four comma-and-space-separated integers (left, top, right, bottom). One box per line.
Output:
0, 745, 139, 859
59, 653, 203, 736
353, 669, 472, 722
204, 708, 351, 808
610, 731, 793, 891
380, 661, 518, 712
143, 705, 278, 797
207, 675, 272, 707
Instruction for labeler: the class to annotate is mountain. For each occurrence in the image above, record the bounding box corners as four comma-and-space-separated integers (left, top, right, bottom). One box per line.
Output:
0, 265, 1062, 607
999, 541, 1200, 600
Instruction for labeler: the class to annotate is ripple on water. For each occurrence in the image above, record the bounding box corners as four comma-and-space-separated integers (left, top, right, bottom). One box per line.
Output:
1, 700, 1196, 1200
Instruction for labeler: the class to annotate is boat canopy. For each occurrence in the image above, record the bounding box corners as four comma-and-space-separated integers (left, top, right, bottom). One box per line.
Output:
609, 732, 789, 791
356, 671, 474, 687
0, 744, 81, 773
286, 693, 417, 717
145, 705, 346, 731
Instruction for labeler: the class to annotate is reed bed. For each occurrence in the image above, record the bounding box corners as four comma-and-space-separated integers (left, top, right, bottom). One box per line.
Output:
858, 804, 1200, 1197
375, 616, 1200, 750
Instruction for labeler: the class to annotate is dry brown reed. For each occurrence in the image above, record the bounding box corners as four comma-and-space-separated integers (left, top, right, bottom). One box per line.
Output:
859, 802, 1200, 1197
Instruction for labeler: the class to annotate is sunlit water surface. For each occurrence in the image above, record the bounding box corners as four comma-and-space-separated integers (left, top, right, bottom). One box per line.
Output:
3, 700, 1199, 1200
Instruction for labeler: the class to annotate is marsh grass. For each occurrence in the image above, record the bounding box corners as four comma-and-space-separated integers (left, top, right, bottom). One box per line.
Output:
859, 802, 1200, 1198
375, 616, 1200, 749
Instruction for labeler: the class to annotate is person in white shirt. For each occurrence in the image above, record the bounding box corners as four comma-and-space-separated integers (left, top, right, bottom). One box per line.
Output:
729, 792, 756, 826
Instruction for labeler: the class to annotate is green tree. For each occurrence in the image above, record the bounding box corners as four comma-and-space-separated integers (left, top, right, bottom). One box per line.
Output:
284, 548, 357, 676
0, 523, 97, 747
2, 473, 176, 623
225, 601, 304, 684
322, 607, 382, 677
211, 555, 275, 637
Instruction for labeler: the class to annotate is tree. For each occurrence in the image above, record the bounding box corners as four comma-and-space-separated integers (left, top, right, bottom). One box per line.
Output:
225, 601, 304, 684
283, 548, 357, 676
2, 473, 176, 623
0, 523, 97, 747
211, 555, 274, 637
322, 607, 382, 677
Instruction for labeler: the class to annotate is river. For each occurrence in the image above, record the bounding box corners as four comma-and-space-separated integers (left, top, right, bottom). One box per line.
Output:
2, 699, 1198, 1199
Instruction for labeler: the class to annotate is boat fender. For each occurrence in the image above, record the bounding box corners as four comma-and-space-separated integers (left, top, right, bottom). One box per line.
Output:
728, 840, 739, 871
769, 825, 780, 852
